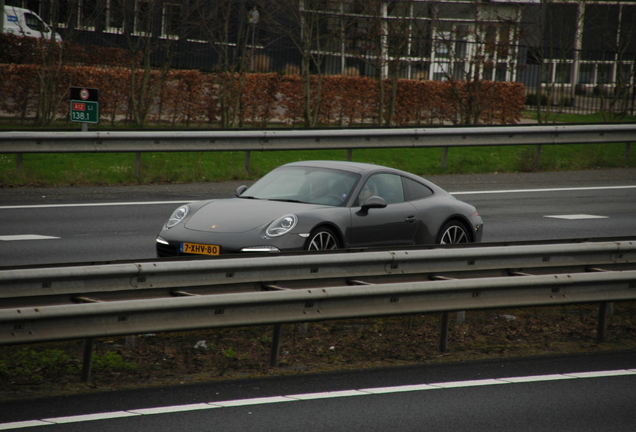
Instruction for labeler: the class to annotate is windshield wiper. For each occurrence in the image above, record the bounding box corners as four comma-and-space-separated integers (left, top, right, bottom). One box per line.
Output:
238, 195, 259, 199
268, 198, 303, 203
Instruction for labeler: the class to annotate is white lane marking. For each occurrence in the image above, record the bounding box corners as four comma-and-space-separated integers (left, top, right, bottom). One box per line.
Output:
0, 235, 60, 241
499, 374, 576, 383
213, 396, 292, 407
544, 214, 609, 220
287, 390, 369, 400
0, 421, 51, 430
128, 403, 219, 415
0, 185, 635, 210
2, 368, 635, 430
565, 369, 636, 379
43, 411, 140, 424
428, 378, 507, 389
361, 384, 438, 394
450, 185, 636, 195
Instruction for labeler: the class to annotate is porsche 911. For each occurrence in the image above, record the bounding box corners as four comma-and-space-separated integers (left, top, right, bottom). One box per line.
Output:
156, 160, 483, 257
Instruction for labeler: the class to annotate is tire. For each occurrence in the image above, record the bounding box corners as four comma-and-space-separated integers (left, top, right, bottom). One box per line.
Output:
306, 227, 340, 251
437, 221, 471, 244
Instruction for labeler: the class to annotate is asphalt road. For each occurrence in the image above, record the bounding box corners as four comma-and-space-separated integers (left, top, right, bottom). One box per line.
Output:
0, 350, 635, 431
1, 168, 635, 266
1, 169, 635, 431
2, 167, 636, 206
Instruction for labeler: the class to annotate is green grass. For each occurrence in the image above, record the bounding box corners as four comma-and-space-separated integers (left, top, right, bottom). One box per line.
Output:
0, 143, 634, 187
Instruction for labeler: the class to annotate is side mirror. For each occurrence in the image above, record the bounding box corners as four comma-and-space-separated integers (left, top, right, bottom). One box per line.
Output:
235, 185, 248, 197
361, 196, 387, 211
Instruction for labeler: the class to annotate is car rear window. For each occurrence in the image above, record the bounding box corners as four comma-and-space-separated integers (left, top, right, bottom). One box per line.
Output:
403, 177, 434, 201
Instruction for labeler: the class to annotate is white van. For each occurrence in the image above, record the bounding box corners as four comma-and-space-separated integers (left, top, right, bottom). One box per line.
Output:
3, 6, 62, 42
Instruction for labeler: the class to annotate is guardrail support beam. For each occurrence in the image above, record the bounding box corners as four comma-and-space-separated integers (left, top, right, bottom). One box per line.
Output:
439, 312, 450, 353
81, 338, 95, 383
16, 153, 22, 177
135, 152, 141, 179
534, 145, 542, 170
269, 324, 283, 368
597, 302, 614, 343
244, 151, 251, 173
441, 148, 449, 170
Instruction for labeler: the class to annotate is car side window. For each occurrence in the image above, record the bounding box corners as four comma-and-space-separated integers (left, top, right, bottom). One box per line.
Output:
357, 173, 405, 205
402, 177, 434, 201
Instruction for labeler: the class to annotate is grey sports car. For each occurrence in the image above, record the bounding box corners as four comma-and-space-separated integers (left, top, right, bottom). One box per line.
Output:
156, 160, 483, 257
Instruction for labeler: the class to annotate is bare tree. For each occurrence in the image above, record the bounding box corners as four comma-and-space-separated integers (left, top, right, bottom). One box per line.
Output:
344, 0, 421, 126
522, 0, 583, 124
188, 0, 260, 128
430, 0, 519, 125
29, 0, 71, 126
271, 0, 341, 128
110, 0, 175, 126
587, 2, 636, 122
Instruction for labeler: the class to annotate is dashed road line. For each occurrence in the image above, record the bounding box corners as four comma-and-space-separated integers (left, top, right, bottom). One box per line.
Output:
0, 235, 60, 241
544, 214, 609, 220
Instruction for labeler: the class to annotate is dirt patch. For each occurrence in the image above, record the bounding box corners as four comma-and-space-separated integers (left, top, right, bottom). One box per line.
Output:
1, 303, 635, 402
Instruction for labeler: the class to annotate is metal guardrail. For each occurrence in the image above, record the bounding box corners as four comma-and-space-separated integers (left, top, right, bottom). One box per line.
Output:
1, 239, 635, 346
2, 124, 635, 152
2, 239, 636, 305
2, 238, 635, 379
1, 124, 634, 173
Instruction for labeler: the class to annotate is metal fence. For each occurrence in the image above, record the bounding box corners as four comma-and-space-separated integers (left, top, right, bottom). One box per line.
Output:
63, 27, 636, 118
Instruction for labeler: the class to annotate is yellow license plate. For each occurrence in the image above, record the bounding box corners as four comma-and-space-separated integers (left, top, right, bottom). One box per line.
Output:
180, 242, 220, 256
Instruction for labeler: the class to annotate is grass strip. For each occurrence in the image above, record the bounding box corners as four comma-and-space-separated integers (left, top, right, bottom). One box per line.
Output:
1, 143, 634, 187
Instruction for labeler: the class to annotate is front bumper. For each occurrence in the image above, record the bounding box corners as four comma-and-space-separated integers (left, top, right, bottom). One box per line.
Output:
155, 234, 307, 258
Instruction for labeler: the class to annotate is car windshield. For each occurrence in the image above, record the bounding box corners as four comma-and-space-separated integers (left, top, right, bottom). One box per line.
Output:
241, 166, 360, 206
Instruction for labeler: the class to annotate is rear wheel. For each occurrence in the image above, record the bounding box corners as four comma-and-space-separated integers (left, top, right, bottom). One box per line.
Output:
306, 227, 340, 250
437, 221, 470, 244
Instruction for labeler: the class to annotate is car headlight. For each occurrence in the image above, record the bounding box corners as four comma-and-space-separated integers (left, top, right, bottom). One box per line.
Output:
266, 214, 298, 237
165, 205, 190, 229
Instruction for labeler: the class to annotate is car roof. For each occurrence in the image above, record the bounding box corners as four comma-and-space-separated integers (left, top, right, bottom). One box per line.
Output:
280, 160, 447, 195
282, 160, 400, 175
5, 6, 31, 13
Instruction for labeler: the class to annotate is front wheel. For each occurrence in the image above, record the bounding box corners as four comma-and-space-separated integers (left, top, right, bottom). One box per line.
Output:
437, 221, 470, 244
306, 227, 340, 251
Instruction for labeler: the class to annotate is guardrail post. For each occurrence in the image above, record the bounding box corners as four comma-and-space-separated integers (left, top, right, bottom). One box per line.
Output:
125, 335, 136, 349
439, 312, 450, 352
81, 338, 95, 382
135, 152, 141, 179
347, 149, 352, 161
244, 151, 251, 173
269, 324, 283, 368
441, 147, 449, 170
534, 145, 542, 170
626, 142, 631, 163
456, 311, 466, 324
16, 153, 22, 177
597, 302, 613, 343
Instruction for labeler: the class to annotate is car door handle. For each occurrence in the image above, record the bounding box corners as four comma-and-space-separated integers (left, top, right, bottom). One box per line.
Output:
405, 216, 416, 223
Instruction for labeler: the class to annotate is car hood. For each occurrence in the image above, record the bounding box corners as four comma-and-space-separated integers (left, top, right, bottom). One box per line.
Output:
184, 198, 326, 233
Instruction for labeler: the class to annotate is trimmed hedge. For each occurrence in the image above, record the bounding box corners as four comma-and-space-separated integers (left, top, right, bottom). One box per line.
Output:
0, 64, 525, 127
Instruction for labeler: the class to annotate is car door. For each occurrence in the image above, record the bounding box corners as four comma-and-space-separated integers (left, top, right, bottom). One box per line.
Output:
349, 174, 418, 248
